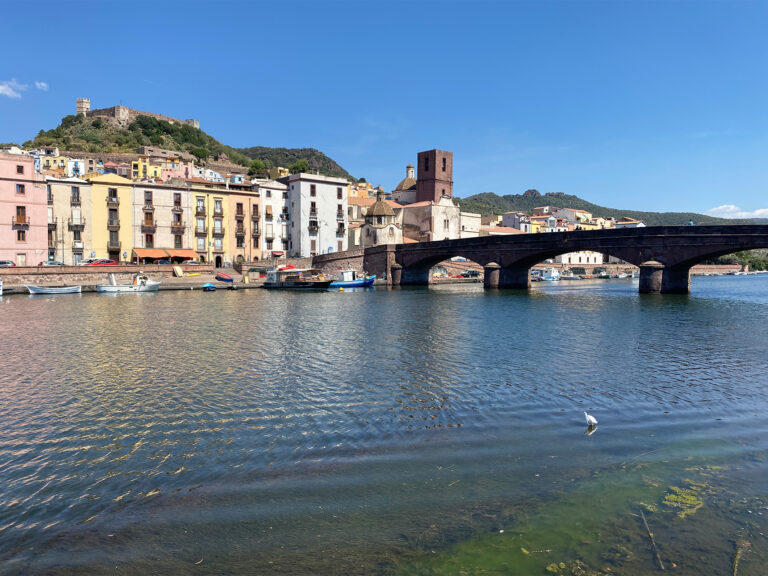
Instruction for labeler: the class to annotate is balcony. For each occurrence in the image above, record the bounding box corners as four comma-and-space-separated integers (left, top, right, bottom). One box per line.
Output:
172, 204, 183, 214
141, 223, 156, 234
49, 217, 58, 231
252, 227, 261, 237
195, 225, 207, 236
48, 233, 57, 248
251, 211, 260, 221
235, 211, 245, 221
213, 208, 223, 217
212, 227, 225, 237
235, 225, 245, 236
336, 225, 346, 236
308, 222, 319, 234
264, 213, 273, 221
195, 206, 206, 216
72, 241, 84, 251
107, 240, 121, 251
280, 212, 290, 221
309, 210, 318, 218
47, 194, 54, 206
12, 216, 30, 228
143, 203, 155, 212
71, 195, 82, 206
106, 196, 118, 207
68, 217, 86, 231
170, 221, 186, 233
108, 219, 121, 231
337, 211, 344, 220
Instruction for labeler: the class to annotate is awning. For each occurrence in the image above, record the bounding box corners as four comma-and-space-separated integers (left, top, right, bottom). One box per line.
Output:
132, 248, 170, 259
166, 249, 200, 260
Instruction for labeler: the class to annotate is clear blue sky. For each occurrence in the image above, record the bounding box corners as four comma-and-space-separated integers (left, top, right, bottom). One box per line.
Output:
2, 0, 767, 217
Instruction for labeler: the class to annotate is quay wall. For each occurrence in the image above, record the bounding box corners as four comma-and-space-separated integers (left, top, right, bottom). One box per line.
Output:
0, 264, 214, 286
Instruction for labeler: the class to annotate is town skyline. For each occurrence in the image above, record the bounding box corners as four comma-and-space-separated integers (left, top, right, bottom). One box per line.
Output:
2, 0, 767, 217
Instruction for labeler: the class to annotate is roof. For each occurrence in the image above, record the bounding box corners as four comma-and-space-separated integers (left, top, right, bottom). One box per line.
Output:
400, 201, 432, 208
257, 179, 288, 190
348, 197, 401, 209
367, 198, 395, 217
394, 176, 417, 191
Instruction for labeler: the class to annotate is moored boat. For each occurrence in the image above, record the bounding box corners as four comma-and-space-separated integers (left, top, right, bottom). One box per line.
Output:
215, 272, 234, 283
329, 268, 376, 288
540, 267, 561, 281
202, 283, 216, 291
96, 272, 161, 293
263, 268, 333, 290
26, 285, 82, 294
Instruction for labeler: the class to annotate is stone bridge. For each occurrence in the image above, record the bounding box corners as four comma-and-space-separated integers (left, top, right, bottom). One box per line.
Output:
380, 225, 768, 293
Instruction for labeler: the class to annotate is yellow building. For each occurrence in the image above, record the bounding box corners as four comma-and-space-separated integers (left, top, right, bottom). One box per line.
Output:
132, 156, 163, 180
83, 173, 134, 261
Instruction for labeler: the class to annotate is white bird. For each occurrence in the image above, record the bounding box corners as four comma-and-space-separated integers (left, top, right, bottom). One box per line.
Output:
584, 412, 598, 427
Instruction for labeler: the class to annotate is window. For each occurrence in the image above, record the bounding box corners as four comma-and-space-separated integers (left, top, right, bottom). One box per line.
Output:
310, 184, 316, 197
144, 212, 154, 226
15, 206, 26, 223
145, 234, 154, 248
196, 237, 206, 251
196, 197, 205, 212
337, 187, 342, 199
214, 219, 222, 234
17, 230, 26, 242
215, 238, 223, 251
377, 216, 382, 225
442, 157, 446, 171
236, 202, 243, 215
196, 217, 205, 232
310, 201, 317, 214
16, 184, 25, 195
174, 235, 182, 249
444, 219, 449, 230
337, 203, 342, 214
214, 199, 222, 214
108, 188, 117, 202
47, 185, 52, 203
144, 190, 152, 204
424, 157, 429, 171
266, 190, 271, 198
109, 230, 118, 243
282, 191, 287, 199
282, 239, 289, 249
310, 239, 316, 255
252, 237, 259, 249
73, 230, 81, 241
266, 239, 273, 250
338, 240, 343, 252
16, 253, 26, 266
16, 165, 24, 174
174, 193, 181, 206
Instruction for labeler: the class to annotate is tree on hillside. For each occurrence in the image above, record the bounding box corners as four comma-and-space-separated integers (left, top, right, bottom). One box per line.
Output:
288, 159, 309, 174
190, 147, 210, 160
248, 159, 266, 175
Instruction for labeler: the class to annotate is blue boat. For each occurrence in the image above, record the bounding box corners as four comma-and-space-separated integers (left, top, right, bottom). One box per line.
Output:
202, 283, 216, 291
329, 268, 376, 288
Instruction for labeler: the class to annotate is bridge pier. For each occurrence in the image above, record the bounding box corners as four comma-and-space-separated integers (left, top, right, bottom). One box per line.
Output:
639, 261, 691, 294
390, 264, 402, 286
498, 266, 531, 289
483, 263, 500, 288
400, 266, 431, 286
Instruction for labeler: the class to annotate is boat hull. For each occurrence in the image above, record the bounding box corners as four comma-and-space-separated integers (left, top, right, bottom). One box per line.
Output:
215, 273, 234, 283
329, 275, 376, 288
26, 285, 82, 294
95, 282, 161, 293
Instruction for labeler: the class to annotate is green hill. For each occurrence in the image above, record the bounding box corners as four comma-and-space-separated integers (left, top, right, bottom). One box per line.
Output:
24, 113, 354, 179
455, 191, 753, 226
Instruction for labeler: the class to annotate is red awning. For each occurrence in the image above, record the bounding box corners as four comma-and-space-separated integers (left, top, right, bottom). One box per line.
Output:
132, 248, 170, 259
166, 249, 200, 259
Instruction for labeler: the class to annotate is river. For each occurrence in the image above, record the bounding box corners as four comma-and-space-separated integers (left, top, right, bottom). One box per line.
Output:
1, 276, 767, 575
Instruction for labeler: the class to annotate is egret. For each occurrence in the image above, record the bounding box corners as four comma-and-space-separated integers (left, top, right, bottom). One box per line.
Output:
584, 412, 598, 427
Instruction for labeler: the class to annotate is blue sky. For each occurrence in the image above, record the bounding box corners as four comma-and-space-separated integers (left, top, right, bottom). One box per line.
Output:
2, 0, 767, 216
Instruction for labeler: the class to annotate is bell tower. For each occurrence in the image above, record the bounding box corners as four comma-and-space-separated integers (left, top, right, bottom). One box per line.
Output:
416, 149, 453, 204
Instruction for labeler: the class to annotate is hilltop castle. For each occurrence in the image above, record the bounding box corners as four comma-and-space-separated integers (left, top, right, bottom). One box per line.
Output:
75, 98, 199, 130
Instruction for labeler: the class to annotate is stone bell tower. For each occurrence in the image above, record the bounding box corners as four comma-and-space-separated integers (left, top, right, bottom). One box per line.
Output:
416, 149, 453, 204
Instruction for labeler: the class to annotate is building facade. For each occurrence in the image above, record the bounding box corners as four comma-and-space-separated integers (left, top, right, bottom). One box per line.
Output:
0, 151, 47, 265
46, 176, 92, 265
84, 173, 134, 261
285, 173, 348, 257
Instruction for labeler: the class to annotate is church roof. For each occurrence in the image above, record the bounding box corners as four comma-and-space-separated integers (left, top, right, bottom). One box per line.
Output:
394, 176, 417, 191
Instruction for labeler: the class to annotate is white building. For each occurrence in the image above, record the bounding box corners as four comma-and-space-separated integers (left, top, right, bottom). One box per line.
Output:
255, 179, 290, 256
460, 212, 481, 238
615, 217, 646, 228
285, 173, 348, 257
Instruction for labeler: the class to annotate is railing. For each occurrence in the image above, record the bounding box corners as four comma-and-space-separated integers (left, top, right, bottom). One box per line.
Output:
68, 217, 86, 230
195, 225, 207, 235
213, 209, 223, 217
49, 217, 58, 230
141, 223, 156, 234
71, 195, 82, 205
235, 225, 245, 236
308, 224, 319, 233
251, 211, 260, 220
264, 213, 273, 220
212, 227, 225, 237
280, 212, 290, 221
172, 204, 183, 213
143, 203, 155, 212
48, 194, 54, 205
235, 211, 245, 220
106, 196, 118, 207
107, 240, 121, 251
108, 219, 121, 230
170, 221, 185, 232
252, 228, 261, 237
336, 226, 345, 235
336, 211, 344, 220
195, 207, 206, 216
12, 216, 30, 227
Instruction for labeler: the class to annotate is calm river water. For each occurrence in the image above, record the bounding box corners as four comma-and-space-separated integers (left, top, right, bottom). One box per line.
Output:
1, 276, 767, 575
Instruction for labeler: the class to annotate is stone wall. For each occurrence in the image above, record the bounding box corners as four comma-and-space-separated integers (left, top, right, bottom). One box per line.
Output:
0, 264, 213, 286
312, 249, 365, 275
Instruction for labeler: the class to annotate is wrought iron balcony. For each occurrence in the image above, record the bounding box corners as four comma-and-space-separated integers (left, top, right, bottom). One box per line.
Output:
47, 194, 54, 205
170, 221, 185, 233
107, 240, 121, 251
336, 225, 346, 236
235, 211, 245, 220
252, 228, 261, 237
264, 213, 273, 221
141, 223, 156, 234
143, 203, 155, 212
336, 211, 344, 220
172, 204, 183, 214
71, 195, 82, 205
251, 211, 260, 220
68, 217, 86, 231
212, 227, 225, 237
106, 196, 118, 207
195, 207, 206, 216
12, 216, 30, 227
213, 208, 223, 217
49, 217, 58, 231
195, 225, 207, 236
235, 225, 245, 236
308, 224, 319, 233
108, 219, 121, 231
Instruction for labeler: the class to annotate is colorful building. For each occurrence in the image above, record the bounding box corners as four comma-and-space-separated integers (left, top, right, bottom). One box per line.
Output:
46, 176, 93, 265
0, 151, 48, 265
83, 173, 134, 261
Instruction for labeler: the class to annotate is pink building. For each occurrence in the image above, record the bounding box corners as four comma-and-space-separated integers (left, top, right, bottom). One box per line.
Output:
0, 152, 48, 265
162, 160, 196, 182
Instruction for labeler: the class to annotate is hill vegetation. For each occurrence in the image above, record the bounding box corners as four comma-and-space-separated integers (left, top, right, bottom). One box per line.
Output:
454, 191, 753, 226
23, 114, 355, 180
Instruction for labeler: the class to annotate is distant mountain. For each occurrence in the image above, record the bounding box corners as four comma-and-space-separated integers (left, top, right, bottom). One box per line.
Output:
236, 146, 354, 181
24, 113, 355, 179
454, 191, 755, 226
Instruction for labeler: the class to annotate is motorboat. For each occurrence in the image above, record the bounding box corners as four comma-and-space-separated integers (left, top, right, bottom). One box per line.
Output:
96, 272, 161, 293
26, 285, 82, 294
329, 268, 376, 288
559, 269, 581, 281
540, 267, 561, 281
215, 272, 234, 283
262, 268, 333, 290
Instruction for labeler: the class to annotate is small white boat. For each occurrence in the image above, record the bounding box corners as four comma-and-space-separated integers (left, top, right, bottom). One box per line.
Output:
26, 285, 82, 294
0, 279, 3, 297
540, 267, 560, 281
96, 272, 161, 293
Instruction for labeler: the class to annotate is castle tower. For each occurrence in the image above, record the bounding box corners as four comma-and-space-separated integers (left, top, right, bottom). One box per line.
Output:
76, 98, 91, 116
416, 149, 453, 204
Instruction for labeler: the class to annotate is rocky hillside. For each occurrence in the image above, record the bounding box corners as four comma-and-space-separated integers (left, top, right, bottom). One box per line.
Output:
23, 113, 355, 179
455, 190, 754, 226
